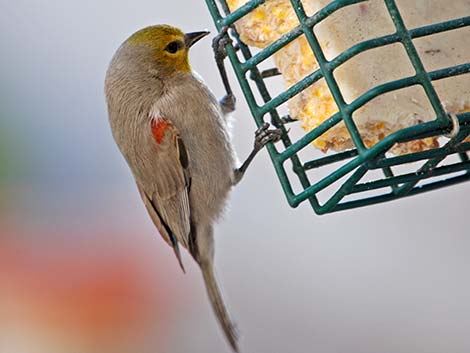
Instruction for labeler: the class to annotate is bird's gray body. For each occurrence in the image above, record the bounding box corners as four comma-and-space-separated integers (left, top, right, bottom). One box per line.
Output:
106, 44, 236, 227
155, 72, 236, 223
105, 34, 239, 351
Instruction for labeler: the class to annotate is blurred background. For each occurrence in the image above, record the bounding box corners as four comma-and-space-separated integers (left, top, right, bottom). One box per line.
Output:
0, 1, 469, 352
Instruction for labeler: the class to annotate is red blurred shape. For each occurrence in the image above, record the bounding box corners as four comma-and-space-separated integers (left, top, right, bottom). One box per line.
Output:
0, 223, 188, 353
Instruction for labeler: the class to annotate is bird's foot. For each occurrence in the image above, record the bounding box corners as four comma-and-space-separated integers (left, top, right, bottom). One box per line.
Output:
254, 122, 283, 151
232, 123, 282, 186
212, 25, 234, 62
213, 25, 238, 115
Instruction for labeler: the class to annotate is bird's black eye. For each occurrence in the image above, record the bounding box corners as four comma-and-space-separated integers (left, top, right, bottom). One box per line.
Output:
165, 40, 183, 54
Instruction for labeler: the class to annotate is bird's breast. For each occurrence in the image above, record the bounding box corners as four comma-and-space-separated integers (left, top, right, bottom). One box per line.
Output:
154, 75, 236, 220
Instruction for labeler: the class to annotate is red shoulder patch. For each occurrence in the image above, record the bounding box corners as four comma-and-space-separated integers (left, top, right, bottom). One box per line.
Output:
151, 117, 170, 144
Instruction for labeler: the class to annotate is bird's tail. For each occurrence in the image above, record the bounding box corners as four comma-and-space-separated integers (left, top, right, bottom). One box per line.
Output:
200, 261, 239, 352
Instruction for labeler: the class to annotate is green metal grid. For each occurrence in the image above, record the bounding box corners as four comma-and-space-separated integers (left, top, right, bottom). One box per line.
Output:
205, 0, 470, 214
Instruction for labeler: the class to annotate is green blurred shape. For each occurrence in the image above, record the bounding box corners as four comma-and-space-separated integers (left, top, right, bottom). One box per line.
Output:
0, 110, 20, 208
0, 122, 13, 182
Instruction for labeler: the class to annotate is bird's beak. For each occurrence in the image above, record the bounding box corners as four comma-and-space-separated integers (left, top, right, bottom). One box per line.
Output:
185, 31, 210, 48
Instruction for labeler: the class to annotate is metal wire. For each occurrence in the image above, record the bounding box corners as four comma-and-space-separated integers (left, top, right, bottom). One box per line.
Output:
205, 0, 470, 214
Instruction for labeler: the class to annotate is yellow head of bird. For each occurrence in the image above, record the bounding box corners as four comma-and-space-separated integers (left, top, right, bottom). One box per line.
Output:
127, 25, 209, 74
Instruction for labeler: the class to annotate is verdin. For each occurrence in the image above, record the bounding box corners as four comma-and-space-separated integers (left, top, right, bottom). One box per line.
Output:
105, 25, 281, 351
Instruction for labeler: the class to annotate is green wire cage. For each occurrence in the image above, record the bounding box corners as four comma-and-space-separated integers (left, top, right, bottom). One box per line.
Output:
205, 0, 470, 214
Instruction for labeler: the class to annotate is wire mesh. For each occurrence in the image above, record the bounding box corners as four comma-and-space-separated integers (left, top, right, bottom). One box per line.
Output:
205, 0, 470, 214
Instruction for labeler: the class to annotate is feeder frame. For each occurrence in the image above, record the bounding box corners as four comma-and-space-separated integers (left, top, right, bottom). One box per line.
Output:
205, 0, 470, 214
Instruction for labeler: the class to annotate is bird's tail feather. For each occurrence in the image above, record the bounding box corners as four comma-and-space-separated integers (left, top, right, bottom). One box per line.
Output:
200, 262, 239, 352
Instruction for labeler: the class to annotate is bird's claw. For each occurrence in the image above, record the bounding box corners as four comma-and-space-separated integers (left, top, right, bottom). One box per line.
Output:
254, 122, 283, 150
212, 26, 234, 62
213, 26, 238, 114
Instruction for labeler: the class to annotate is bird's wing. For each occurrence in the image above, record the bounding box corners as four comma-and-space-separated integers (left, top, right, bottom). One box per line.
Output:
138, 114, 192, 272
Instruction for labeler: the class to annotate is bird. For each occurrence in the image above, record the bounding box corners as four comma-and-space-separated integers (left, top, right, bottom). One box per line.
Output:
105, 24, 282, 352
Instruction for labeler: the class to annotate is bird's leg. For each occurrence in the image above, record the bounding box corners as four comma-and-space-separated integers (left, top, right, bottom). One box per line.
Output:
212, 26, 237, 114
232, 123, 283, 185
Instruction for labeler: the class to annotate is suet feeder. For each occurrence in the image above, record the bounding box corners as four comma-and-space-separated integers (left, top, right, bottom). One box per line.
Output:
205, 0, 470, 214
